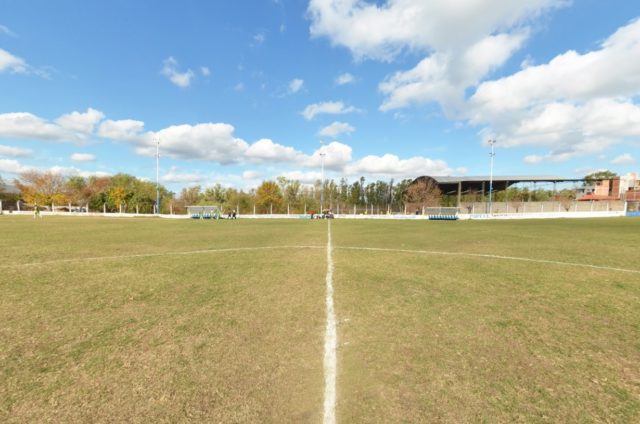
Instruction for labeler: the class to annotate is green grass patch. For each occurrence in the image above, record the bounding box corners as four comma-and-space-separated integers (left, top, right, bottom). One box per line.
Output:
0, 215, 638, 422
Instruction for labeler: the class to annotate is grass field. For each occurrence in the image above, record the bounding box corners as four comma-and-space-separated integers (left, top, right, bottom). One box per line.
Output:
1, 215, 639, 422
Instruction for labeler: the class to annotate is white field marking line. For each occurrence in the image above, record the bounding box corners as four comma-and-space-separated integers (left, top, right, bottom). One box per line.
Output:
336, 246, 640, 275
323, 220, 337, 424
0, 245, 325, 269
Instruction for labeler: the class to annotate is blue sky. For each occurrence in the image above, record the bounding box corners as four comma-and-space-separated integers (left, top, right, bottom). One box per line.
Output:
1, 0, 639, 191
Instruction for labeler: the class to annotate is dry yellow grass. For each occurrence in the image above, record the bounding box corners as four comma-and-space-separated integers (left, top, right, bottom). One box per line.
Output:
1, 216, 639, 422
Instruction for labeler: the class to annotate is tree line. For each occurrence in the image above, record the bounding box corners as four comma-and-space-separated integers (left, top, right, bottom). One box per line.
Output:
0, 170, 619, 214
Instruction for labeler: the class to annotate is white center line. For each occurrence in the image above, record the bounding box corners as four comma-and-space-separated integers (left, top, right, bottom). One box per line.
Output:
323, 220, 337, 424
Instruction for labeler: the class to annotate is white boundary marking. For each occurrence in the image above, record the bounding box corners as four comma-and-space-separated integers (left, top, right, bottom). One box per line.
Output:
336, 246, 640, 274
0, 245, 324, 269
4, 243, 638, 275
323, 220, 337, 424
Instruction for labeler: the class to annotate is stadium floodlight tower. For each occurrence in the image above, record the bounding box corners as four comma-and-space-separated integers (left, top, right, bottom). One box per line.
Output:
488, 139, 496, 215
155, 137, 160, 214
319, 141, 326, 213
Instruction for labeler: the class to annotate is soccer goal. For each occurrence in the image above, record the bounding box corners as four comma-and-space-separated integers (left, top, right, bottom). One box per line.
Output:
423, 207, 459, 220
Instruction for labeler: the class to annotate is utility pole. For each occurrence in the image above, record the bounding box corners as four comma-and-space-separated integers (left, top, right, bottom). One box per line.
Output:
488, 139, 496, 215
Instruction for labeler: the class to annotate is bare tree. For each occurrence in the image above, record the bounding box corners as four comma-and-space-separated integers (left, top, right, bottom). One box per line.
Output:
404, 178, 442, 209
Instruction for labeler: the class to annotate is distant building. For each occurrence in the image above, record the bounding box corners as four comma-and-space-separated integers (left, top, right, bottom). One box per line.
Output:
578, 172, 638, 201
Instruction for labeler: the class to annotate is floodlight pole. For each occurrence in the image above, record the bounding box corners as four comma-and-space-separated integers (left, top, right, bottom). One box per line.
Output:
488, 139, 496, 215
156, 137, 160, 214
320, 152, 326, 213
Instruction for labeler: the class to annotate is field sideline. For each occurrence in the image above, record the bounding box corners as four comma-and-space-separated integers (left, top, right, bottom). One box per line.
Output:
1, 216, 639, 422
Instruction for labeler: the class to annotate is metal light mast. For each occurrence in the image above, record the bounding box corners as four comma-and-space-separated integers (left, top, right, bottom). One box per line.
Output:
488, 139, 496, 215
156, 138, 160, 214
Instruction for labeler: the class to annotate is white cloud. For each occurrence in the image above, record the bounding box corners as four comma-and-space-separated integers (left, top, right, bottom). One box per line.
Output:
335, 72, 354, 85
161, 56, 195, 88
0, 158, 107, 178
0, 158, 29, 174
308, 0, 563, 60
470, 19, 640, 120
302, 101, 359, 120
0, 145, 32, 157
245, 138, 304, 163
0, 48, 27, 73
143, 123, 248, 164
288, 78, 304, 94
460, 18, 640, 161
309, 0, 566, 114
55, 108, 104, 134
0, 25, 17, 37
524, 154, 543, 164
344, 154, 451, 177
318, 121, 355, 137
200, 66, 210, 76
49, 166, 110, 178
0, 112, 70, 141
305, 141, 353, 170
242, 170, 261, 180
97, 119, 146, 143
70, 153, 96, 162
380, 31, 528, 112
0, 108, 105, 144
611, 153, 636, 165
161, 167, 204, 183
253, 33, 266, 45
234, 82, 245, 92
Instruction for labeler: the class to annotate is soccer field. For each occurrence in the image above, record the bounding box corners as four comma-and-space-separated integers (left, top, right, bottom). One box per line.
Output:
1, 216, 639, 422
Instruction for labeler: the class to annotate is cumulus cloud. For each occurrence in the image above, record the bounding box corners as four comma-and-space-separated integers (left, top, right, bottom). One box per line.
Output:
308, 0, 566, 114
288, 78, 304, 94
0, 112, 72, 141
305, 141, 353, 170
318, 121, 355, 137
70, 153, 96, 162
344, 154, 451, 177
245, 138, 304, 163
611, 153, 636, 165
0, 106, 455, 183
335, 72, 354, 85
55, 108, 105, 134
200, 66, 210, 76
0, 144, 32, 157
379, 31, 528, 112
0, 158, 29, 174
161, 56, 195, 88
466, 19, 640, 160
302, 101, 359, 120
97, 119, 146, 143
0, 108, 105, 144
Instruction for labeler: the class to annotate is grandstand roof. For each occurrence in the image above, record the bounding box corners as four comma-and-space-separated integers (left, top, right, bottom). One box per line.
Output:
414, 175, 584, 195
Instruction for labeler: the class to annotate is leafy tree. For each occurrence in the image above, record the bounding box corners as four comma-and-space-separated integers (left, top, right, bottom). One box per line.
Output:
180, 185, 202, 205
15, 171, 68, 206
585, 170, 617, 184
255, 180, 283, 213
